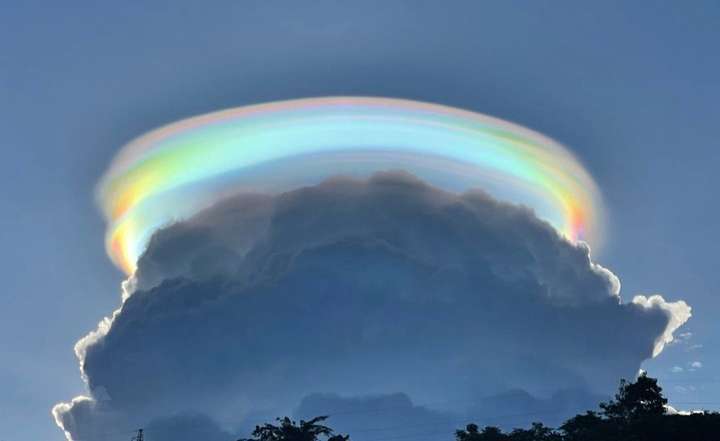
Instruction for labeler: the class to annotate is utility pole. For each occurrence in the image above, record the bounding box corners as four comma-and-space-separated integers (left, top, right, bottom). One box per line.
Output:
132, 429, 144, 441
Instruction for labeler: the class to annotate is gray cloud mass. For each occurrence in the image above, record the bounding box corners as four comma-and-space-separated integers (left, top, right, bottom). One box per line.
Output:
53, 172, 690, 440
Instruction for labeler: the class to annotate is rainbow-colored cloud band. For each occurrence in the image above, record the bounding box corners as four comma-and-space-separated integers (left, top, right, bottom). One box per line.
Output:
98, 97, 604, 275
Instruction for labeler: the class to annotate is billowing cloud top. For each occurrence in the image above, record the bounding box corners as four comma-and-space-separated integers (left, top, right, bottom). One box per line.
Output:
55, 173, 688, 441
97, 97, 604, 274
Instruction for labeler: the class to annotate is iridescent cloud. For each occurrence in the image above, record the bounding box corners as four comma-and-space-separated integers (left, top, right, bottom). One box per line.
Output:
97, 97, 604, 274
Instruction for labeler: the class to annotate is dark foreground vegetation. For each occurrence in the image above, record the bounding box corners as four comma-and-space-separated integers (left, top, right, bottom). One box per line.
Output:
240, 374, 720, 441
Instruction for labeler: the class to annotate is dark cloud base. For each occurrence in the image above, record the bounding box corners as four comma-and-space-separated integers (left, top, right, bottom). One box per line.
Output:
54, 172, 690, 440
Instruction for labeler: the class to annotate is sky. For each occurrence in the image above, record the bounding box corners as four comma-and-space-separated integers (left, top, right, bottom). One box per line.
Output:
1, 2, 720, 440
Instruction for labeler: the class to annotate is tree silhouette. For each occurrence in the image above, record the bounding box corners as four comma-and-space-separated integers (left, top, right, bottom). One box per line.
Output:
244, 375, 720, 441
508, 422, 560, 441
239, 416, 348, 441
599, 371, 667, 421
559, 411, 610, 441
456, 424, 507, 441
453, 373, 720, 440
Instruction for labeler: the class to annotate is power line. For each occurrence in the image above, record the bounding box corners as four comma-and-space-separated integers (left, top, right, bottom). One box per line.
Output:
325, 394, 574, 419
321, 384, 720, 420
340, 408, 572, 434
62, 389, 720, 441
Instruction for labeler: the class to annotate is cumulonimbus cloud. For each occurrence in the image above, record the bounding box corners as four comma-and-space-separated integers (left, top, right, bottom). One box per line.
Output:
53, 172, 690, 440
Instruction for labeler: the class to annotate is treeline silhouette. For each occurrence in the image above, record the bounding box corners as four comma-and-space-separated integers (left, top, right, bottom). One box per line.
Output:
240, 374, 720, 441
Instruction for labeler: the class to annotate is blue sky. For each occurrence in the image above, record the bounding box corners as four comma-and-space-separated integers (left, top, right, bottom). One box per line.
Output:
1, 2, 719, 440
